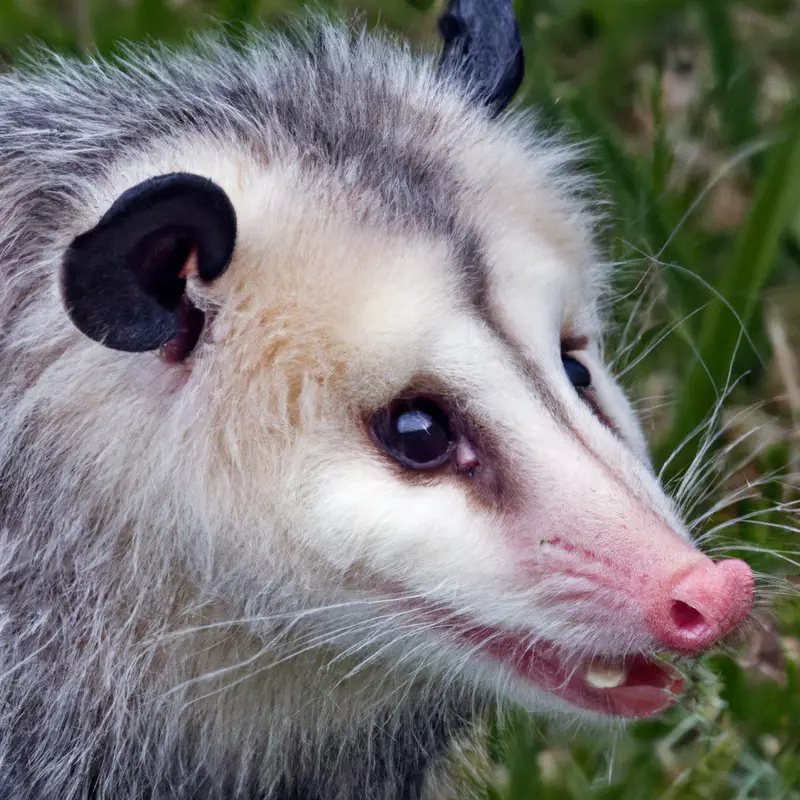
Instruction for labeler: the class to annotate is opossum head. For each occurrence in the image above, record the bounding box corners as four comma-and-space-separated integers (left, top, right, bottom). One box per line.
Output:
52, 1, 753, 723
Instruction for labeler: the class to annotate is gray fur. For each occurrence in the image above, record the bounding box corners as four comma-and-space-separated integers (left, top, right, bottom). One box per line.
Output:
0, 16, 499, 800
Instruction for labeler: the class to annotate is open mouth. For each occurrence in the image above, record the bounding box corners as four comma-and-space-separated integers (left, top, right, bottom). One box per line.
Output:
377, 589, 686, 719
456, 625, 684, 719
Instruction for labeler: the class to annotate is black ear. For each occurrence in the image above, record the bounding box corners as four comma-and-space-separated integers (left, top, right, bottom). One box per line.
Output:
61, 172, 237, 354
437, 0, 525, 117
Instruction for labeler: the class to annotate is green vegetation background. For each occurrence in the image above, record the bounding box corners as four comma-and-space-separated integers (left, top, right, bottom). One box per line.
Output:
2, 0, 799, 796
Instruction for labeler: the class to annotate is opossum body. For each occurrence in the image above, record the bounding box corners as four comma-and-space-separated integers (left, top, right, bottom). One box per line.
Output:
0, 3, 754, 799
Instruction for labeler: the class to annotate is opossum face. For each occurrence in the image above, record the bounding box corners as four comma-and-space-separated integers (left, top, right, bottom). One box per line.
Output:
51, 0, 752, 728
261, 171, 754, 723
60, 124, 753, 722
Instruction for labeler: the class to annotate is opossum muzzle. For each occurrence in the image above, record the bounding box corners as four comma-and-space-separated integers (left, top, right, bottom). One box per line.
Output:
60, 172, 237, 357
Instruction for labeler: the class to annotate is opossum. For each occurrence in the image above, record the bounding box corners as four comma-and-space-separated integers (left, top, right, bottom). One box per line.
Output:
0, 1, 755, 798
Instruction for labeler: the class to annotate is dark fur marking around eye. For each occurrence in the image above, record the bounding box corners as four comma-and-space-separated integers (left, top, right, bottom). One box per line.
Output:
579, 389, 619, 436
478, 313, 653, 518
61, 172, 237, 356
366, 383, 522, 513
560, 340, 620, 435
476, 304, 573, 428
561, 335, 589, 353
475, 306, 638, 489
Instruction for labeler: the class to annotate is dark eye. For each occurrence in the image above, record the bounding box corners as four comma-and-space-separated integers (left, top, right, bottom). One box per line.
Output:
372, 397, 454, 470
562, 355, 591, 390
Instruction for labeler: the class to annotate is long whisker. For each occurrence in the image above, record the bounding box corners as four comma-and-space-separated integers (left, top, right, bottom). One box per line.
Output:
154, 593, 434, 642
694, 500, 800, 544
672, 328, 748, 507
700, 513, 800, 543
172, 612, 424, 708
615, 305, 706, 380
705, 544, 800, 570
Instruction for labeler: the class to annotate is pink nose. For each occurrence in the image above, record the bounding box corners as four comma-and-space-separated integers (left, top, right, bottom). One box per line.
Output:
646, 558, 754, 654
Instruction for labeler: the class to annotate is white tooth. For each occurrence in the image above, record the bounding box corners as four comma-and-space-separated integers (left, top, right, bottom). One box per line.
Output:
584, 663, 628, 689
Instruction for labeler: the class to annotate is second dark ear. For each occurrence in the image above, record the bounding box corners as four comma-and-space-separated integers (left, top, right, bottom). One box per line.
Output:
61, 172, 237, 353
438, 0, 524, 117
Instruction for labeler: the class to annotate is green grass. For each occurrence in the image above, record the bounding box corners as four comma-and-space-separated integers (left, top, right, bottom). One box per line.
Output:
2, 0, 799, 796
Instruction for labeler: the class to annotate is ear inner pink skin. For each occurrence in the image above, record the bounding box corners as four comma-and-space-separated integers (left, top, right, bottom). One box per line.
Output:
177, 248, 199, 280
161, 250, 205, 365
159, 296, 205, 364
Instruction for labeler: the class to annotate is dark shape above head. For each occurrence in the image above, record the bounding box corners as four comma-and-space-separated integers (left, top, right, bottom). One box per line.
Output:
437, 0, 525, 117
61, 172, 237, 355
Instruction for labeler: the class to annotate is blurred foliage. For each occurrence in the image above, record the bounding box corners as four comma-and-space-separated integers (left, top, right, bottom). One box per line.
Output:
1, 0, 799, 796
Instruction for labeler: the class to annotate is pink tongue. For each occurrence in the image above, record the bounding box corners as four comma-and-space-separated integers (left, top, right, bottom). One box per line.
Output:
602, 684, 680, 719
580, 658, 685, 719
453, 622, 686, 719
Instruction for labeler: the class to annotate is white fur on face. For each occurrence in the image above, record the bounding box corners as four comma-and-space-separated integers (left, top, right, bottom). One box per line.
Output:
69, 126, 728, 716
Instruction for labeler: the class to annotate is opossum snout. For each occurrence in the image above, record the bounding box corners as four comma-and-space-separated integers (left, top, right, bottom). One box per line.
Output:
645, 557, 754, 654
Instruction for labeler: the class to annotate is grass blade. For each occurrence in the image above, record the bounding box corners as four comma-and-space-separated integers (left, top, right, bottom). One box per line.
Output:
658, 101, 800, 479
